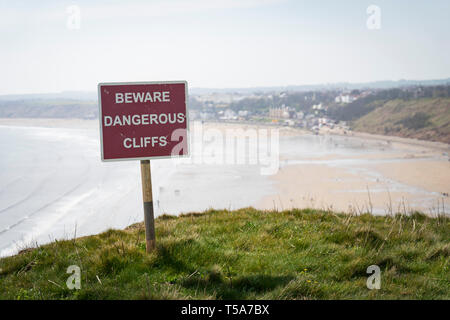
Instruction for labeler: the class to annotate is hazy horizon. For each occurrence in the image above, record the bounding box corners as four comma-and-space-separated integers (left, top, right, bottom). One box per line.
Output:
1, 0, 450, 95
1, 76, 450, 98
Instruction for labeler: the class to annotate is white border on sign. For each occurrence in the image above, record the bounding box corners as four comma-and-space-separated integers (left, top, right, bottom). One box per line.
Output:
97, 80, 190, 162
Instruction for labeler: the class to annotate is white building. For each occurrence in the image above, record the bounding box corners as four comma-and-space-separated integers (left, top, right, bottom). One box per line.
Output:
335, 94, 356, 104
221, 109, 237, 120
238, 110, 249, 117
269, 105, 295, 119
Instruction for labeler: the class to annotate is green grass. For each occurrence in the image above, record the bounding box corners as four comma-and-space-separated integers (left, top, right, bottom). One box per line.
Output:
0, 208, 449, 300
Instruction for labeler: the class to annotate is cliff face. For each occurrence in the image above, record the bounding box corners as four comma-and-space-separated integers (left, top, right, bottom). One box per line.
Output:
351, 98, 450, 144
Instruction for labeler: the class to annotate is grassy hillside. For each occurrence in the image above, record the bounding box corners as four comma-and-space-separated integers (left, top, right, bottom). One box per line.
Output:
0, 208, 448, 300
351, 98, 450, 143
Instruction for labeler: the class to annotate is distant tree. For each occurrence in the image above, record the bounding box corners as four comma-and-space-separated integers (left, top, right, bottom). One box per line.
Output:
396, 112, 431, 130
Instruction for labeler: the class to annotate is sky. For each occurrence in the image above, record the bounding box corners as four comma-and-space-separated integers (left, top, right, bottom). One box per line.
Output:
1, 0, 450, 94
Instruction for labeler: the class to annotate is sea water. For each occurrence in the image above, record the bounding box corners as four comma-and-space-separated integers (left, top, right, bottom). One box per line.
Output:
0, 123, 274, 256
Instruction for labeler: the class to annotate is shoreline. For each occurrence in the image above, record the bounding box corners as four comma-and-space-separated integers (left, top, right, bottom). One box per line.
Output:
0, 118, 99, 129
320, 126, 450, 153
1, 117, 449, 215
0, 117, 449, 151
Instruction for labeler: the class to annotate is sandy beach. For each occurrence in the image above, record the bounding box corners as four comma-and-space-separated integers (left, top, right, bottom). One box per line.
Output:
257, 126, 450, 215
189, 121, 449, 215
1, 118, 449, 218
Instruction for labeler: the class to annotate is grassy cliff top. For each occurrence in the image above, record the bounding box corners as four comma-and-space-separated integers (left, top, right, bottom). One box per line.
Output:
0, 208, 449, 300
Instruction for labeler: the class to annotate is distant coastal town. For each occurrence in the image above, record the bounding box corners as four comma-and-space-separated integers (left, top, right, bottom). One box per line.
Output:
0, 83, 449, 143
188, 84, 450, 143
